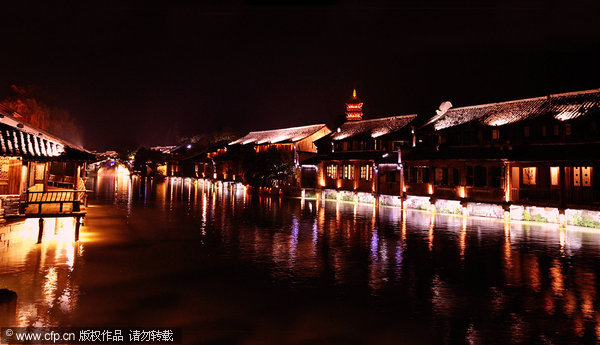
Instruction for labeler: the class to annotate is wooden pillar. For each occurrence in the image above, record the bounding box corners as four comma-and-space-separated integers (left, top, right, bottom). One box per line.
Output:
37, 218, 44, 244
559, 166, 567, 209
75, 216, 81, 242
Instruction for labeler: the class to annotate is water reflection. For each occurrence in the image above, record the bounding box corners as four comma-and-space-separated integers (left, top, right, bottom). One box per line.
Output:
2, 174, 600, 344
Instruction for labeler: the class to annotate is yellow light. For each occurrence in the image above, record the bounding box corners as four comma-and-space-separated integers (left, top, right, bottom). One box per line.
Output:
559, 212, 566, 228
428, 184, 434, 195
458, 186, 466, 198
551, 167, 559, 186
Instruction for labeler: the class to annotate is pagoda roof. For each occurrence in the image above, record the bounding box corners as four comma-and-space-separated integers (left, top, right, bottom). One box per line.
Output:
229, 123, 328, 146
330, 114, 417, 141
428, 88, 600, 131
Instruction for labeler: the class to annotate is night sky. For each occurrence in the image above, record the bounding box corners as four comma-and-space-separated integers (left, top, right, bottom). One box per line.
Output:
1, 1, 599, 150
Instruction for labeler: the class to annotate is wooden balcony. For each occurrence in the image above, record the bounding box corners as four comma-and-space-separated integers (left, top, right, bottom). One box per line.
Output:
20, 189, 88, 217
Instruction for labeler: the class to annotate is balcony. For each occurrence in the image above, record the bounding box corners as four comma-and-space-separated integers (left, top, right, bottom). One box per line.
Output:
20, 189, 88, 217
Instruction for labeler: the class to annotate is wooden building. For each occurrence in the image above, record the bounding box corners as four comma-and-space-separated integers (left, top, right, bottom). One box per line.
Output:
300, 90, 416, 196
405, 88, 600, 211
0, 104, 95, 241
229, 123, 331, 186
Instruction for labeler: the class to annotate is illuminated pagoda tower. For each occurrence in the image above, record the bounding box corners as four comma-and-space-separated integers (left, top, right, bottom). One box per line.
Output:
345, 89, 363, 121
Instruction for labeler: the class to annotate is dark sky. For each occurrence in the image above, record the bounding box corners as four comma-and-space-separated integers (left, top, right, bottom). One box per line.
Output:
1, 0, 600, 150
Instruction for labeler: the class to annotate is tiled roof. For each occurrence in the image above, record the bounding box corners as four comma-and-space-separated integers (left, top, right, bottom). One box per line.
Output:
229, 124, 327, 145
331, 115, 416, 141
431, 88, 600, 130
0, 105, 95, 161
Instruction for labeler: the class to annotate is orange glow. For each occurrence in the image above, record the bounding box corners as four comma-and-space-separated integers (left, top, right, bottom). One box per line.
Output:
551, 166, 559, 186
559, 212, 567, 229
459, 217, 467, 258
428, 184, 434, 195
457, 186, 466, 198
428, 213, 435, 251
18, 217, 79, 244
523, 167, 537, 185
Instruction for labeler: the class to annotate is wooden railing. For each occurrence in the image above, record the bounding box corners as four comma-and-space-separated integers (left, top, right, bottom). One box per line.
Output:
20, 190, 88, 215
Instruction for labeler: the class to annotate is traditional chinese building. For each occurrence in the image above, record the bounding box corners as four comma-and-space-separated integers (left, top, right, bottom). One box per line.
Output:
0, 104, 95, 245
404, 88, 600, 219
228, 124, 331, 186
300, 90, 416, 200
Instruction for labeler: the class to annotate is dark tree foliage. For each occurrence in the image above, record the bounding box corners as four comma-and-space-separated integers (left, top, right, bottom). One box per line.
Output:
1, 85, 83, 146
179, 128, 242, 152
134, 147, 166, 178
241, 147, 295, 187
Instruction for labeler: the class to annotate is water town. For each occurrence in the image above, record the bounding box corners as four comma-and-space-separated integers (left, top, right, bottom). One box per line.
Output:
167, 88, 600, 229
0, 87, 600, 249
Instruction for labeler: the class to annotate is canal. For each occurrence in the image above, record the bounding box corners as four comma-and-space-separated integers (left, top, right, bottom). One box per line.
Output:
2, 174, 600, 344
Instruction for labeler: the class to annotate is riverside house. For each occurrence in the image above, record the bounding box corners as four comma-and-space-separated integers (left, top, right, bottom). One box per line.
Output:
0, 104, 95, 245
403, 88, 600, 222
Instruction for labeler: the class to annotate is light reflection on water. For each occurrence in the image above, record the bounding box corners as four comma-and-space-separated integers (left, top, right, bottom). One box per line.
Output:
1, 175, 600, 344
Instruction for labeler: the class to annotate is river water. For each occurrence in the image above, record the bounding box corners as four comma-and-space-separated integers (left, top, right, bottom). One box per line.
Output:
2, 173, 600, 344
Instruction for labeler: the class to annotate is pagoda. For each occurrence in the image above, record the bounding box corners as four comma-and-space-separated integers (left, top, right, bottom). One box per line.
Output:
345, 89, 363, 121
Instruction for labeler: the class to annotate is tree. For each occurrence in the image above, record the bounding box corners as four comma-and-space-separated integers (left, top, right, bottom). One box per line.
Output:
241, 147, 295, 187
133, 147, 166, 177
1, 85, 82, 146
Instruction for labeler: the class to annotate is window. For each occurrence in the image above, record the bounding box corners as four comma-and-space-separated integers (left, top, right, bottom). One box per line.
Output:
421, 167, 430, 183
409, 167, 417, 183
492, 129, 499, 140
574, 166, 592, 187
491, 166, 502, 188
360, 165, 373, 180
343, 164, 354, 180
542, 125, 547, 137
550, 167, 559, 186
554, 124, 559, 136
524, 126, 530, 137
474, 166, 487, 187
522, 167, 537, 185
435, 168, 448, 186
326, 165, 337, 179
453, 168, 460, 186
466, 166, 474, 186
566, 124, 572, 136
